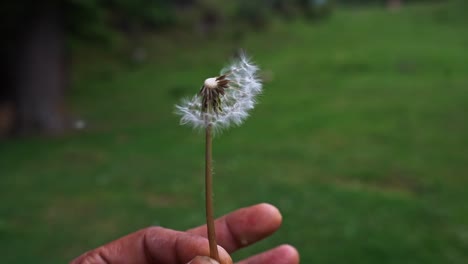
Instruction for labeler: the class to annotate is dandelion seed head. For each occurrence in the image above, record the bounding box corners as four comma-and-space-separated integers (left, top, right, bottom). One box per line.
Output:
175, 52, 262, 132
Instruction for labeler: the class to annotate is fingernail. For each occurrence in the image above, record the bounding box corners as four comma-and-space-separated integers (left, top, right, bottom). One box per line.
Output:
188, 256, 220, 264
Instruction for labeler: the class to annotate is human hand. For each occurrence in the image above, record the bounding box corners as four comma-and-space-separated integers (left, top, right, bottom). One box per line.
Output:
70, 203, 299, 264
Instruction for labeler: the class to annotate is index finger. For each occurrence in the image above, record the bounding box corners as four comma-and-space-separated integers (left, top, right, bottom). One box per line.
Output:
187, 203, 282, 253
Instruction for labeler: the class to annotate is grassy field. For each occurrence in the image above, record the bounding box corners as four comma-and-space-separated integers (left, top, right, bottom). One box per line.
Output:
1, 1, 468, 263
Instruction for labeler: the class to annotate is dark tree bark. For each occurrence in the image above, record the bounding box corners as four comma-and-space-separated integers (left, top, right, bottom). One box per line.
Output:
14, 3, 69, 136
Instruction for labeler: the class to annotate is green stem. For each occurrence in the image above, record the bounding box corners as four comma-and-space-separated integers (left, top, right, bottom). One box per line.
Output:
205, 124, 220, 262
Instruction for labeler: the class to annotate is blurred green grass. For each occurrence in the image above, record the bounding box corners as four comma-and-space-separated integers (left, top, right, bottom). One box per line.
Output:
1, 1, 468, 263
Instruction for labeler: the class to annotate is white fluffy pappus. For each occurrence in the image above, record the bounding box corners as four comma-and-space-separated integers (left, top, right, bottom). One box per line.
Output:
175, 52, 262, 132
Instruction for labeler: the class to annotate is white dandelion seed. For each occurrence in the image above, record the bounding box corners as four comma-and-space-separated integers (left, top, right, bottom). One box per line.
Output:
175, 52, 262, 132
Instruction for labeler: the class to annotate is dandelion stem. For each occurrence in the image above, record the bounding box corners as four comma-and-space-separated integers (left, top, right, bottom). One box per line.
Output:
205, 123, 220, 262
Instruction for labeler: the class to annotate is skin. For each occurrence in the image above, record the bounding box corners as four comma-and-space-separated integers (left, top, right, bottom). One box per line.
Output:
70, 203, 299, 264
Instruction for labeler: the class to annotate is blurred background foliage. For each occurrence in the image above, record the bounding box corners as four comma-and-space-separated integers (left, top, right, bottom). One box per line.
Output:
1, 0, 467, 263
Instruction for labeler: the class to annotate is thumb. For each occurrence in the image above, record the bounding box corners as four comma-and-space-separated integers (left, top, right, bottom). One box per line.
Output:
188, 256, 220, 264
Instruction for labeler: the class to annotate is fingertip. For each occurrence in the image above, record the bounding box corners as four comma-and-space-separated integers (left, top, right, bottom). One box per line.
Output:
245, 203, 283, 235
188, 246, 232, 264
236, 244, 300, 264
256, 203, 283, 226
217, 245, 233, 264
220, 203, 283, 251
188, 256, 220, 264
171, 231, 232, 264
276, 244, 300, 263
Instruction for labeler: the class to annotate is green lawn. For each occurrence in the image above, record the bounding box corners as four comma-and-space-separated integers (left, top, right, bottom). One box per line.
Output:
1, 1, 468, 263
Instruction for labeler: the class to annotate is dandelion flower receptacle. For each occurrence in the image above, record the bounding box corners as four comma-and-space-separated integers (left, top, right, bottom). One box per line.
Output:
175, 52, 262, 263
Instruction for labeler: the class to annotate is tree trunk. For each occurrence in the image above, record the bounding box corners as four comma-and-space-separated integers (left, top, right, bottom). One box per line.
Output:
15, 3, 68, 136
